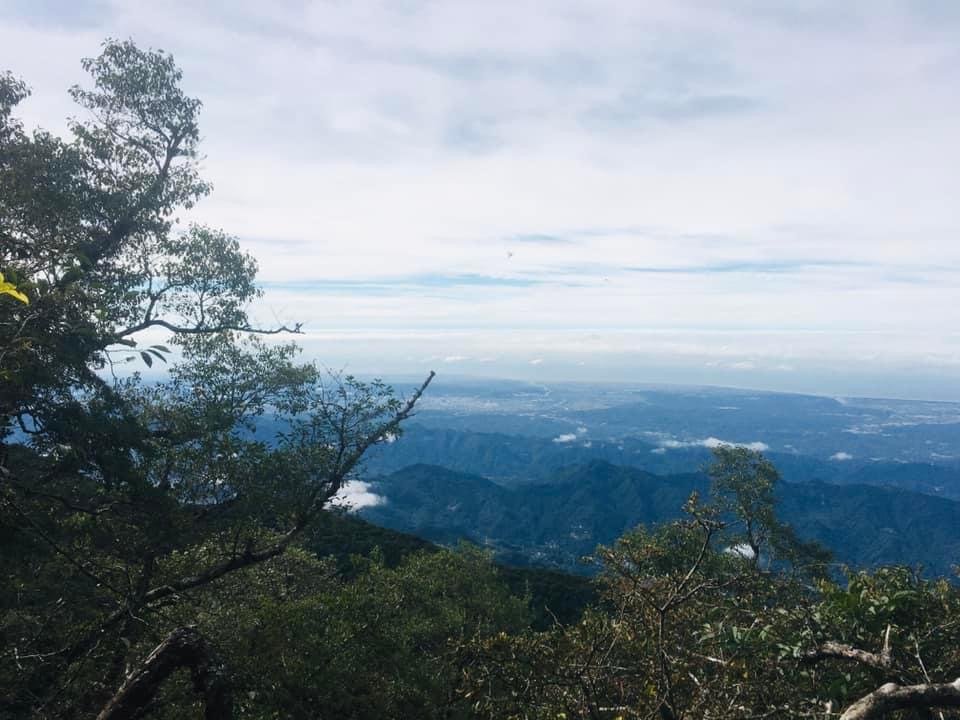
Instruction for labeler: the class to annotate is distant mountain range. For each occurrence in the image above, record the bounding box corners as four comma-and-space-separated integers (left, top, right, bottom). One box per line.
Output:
253, 379, 960, 575
364, 424, 960, 500
360, 461, 960, 577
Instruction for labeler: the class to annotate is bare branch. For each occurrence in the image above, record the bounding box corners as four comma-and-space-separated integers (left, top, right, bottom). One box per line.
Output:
803, 625, 893, 672
803, 644, 891, 672
840, 679, 960, 720
114, 317, 303, 340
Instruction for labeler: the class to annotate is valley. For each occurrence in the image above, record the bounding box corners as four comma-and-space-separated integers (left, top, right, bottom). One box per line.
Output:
344, 379, 960, 574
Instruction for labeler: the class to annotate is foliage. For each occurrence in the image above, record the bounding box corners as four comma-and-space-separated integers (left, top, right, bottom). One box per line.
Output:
793, 567, 960, 712
123, 545, 525, 720
254, 547, 526, 719
305, 510, 596, 629
461, 449, 960, 719
462, 489, 805, 719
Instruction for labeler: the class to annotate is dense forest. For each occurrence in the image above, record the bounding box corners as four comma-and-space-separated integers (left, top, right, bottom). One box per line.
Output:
3, 41, 960, 720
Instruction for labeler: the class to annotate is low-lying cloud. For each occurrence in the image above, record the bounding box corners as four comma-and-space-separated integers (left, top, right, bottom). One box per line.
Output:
657, 436, 770, 452
725, 543, 757, 560
331, 481, 386, 511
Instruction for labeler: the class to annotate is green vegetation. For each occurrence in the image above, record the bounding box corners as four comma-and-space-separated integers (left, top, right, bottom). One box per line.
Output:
3, 41, 960, 720
1, 39, 434, 718
462, 513, 960, 720
363, 461, 960, 576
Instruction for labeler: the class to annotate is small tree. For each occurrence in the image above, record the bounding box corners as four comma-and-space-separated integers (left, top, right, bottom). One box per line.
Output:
708, 445, 831, 575
707, 446, 778, 565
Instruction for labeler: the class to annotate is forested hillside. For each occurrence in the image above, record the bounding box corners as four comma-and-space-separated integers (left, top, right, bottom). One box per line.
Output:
361, 461, 960, 576
4, 42, 960, 720
363, 422, 960, 499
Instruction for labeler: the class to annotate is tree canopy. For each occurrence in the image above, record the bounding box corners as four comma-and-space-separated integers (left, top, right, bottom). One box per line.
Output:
1, 39, 431, 718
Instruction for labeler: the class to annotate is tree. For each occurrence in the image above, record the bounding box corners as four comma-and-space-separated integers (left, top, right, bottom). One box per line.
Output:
707, 446, 778, 566
0, 40, 432, 718
707, 445, 831, 575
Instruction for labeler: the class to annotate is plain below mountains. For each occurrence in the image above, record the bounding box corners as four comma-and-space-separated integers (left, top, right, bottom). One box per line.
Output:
360, 461, 960, 577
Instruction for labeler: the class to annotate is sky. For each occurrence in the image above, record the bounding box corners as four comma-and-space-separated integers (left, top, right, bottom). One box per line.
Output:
2, 0, 959, 400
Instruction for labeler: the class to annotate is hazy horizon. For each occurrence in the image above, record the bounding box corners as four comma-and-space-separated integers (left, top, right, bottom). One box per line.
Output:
372, 370, 960, 405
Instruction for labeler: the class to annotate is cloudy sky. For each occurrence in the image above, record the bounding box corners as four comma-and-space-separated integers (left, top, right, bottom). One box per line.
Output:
2, 1, 959, 399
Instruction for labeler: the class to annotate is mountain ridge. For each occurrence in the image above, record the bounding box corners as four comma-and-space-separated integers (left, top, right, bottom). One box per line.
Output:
360, 460, 960, 576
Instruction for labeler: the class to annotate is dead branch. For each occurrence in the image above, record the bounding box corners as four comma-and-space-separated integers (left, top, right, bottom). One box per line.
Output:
96, 626, 230, 720
803, 626, 893, 672
840, 678, 960, 720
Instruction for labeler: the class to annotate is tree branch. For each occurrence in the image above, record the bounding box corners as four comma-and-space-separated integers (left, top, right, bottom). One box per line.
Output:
139, 371, 435, 607
803, 626, 892, 672
96, 626, 231, 720
1, 490, 125, 598
114, 317, 303, 340
840, 679, 960, 720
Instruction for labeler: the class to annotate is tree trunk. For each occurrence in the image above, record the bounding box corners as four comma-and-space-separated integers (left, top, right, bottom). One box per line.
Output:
96, 627, 231, 720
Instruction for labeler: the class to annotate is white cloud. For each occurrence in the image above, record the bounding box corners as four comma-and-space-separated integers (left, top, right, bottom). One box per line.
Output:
700, 437, 727, 449
830, 451, 854, 461
529, 358, 544, 365
443, 355, 470, 363
657, 436, 769, 452
725, 543, 756, 560
702, 437, 770, 452
6, 1, 960, 398
553, 433, 577, 443
331, 481, 386, 511
658, 439, 687, 449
